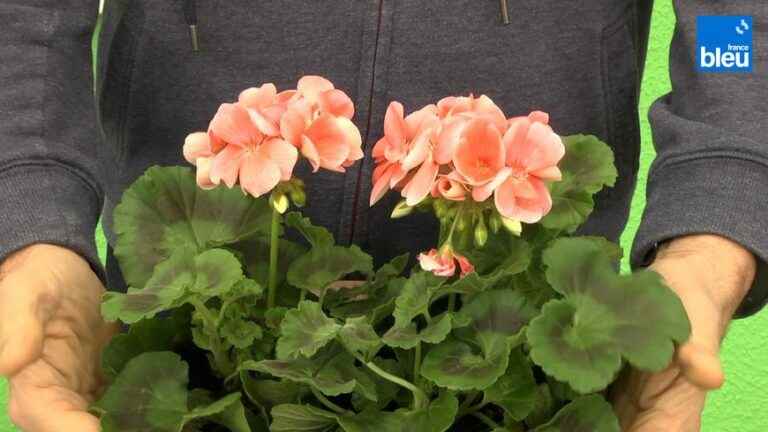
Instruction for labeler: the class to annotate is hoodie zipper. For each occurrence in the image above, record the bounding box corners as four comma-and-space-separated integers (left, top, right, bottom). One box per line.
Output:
499, 0, 510, 25
347, 0, 385, 245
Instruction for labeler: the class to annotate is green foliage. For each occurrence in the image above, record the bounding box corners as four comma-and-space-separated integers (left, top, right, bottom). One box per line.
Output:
541, 135, 617, 232
528, 237, 690, 393
113, 166, 272, 288
98, 138, 689, 432
94, 352, 245, 432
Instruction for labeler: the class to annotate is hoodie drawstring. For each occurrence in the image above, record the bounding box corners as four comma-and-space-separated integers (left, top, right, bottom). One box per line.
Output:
183, 0, 200, 51
499, 0, 510, 25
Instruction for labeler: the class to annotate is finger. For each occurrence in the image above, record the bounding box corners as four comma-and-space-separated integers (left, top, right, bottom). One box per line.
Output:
0, 270, 58, 376
677, 342, 724, 390
9, 363, 101, 432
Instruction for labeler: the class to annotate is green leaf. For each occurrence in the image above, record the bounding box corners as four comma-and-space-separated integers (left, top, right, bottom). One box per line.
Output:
101, 248, 244, 324
339, 316, 381, 358
270, 404, 338, 432
338, 392, 457, 432
284, 212, 335, 249
420, 338, 511, 391
95, 352, 243, 432
241, 351, 364, 397
482, 348, 537, 421
541, 134, 617, 232
113, 166, 272, 288
533, 395, 619, 432
524, 384, 556, 429
382, 313, 452, 350
241, 373, 307, 409
399, 391, 458, 432
277, 301, 341, 359
221, 316, 263, 349
527, 237, 690, 393
101, 308, 190, 380
392, 272, 446, 328
455, 289, 538, 354
288, 245, 374, 293
462, 231, 532, 285
328, 277, 403, 324
187, 390, 252, 432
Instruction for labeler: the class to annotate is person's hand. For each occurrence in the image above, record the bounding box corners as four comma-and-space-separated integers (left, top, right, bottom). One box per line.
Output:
611, 234, 756, 431
0, 244, 119, 432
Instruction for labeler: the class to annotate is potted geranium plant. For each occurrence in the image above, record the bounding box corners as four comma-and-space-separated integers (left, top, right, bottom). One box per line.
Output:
92, 76, 690, 432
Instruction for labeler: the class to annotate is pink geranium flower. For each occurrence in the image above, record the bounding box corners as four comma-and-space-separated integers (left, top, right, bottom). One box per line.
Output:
205, 103, 299, 197
370, 102, 442, 206
474, 111, 565, 223
418, 248, 474, 278
280, 76, 362, 172
431, 173, 468, 201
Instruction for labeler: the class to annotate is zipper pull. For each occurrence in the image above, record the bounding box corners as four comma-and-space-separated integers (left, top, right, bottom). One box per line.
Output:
183, 0, 200, 51
499, 0, 510, 25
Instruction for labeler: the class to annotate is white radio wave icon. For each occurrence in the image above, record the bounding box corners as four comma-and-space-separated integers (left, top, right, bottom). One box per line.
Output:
735, 19, 750, 35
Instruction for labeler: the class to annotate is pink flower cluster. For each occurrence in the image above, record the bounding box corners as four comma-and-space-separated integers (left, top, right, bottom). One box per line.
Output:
370, 95, 565, 224
183, 76, 363, 197
418, 248, 474, 278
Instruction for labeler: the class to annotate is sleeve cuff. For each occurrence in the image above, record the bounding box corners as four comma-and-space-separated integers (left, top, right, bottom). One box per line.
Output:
0, 163, 104, 281
631, 157, 768, 318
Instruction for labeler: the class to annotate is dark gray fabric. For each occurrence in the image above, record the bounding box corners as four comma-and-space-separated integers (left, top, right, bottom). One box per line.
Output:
1, 1, 766, 314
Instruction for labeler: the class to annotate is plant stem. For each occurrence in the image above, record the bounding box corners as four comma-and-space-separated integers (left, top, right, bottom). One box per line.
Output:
443, 203, 466, 246
311, 387, 349, 415
351, 351, 427, 410
460, 401, 489, 417
472, 412, 500, 430
413, 342, 422, 386
189, 298, 233, 376
267, 203, 281, 309
447, 293, 457, 312
458, 391, 480, 413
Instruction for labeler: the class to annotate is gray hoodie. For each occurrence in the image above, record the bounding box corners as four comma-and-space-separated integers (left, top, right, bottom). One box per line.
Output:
1, 0, 766, 315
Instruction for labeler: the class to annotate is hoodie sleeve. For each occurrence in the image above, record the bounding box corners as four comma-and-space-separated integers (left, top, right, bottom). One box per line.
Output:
631, 1, 768, 317
0, 0, 105, 278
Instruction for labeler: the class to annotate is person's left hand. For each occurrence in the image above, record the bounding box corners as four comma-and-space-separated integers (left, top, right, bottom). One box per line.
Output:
611, 234, 756, 431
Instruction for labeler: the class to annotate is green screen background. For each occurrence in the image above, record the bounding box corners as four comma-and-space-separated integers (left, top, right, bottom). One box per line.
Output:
1, 0, 766, 430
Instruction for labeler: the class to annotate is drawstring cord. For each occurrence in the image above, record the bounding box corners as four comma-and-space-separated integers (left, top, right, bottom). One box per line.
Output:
183, 0, 200, 51
499, 0, 510, 25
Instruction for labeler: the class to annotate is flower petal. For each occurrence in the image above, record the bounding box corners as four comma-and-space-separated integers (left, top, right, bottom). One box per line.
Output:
280, 104, 310, 147
301, 135, 321, 172
495, 176, 551, 223
471, 167, 512, 202
402, 158, 439, 206
210, 145, 245, 188
195, 157, 217, 190
248, 108, 281, 137
453, 118, 505, 185
260, 138, 298, 181
434, 117, 467, 165
370, 163, 396, 206
239, 152, 281, 198
238, 83, 277, 109
297, 75, 335, 104
384, 101, 407, 149
304, 114, 353, 171
525, 124, 566, 173
318, 89, 354, 119
183, 132, 212, 164
209, 103, 260, 147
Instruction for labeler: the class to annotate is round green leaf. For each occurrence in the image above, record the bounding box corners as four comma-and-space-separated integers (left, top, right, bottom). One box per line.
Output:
420, 339, 510, 391
276, 301, 341, 359
533, 395, 619, 432
113, 166, 272, 288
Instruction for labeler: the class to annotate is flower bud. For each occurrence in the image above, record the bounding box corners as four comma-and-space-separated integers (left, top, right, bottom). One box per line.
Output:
289, 187, 306, 207
501, 216, 522, 236
488, 213, 501, 233
474, 217, 488, 247
391, 200, 414, 219
270, 192, 290, 214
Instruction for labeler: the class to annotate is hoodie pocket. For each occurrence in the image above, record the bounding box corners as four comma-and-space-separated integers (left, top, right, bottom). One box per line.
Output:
589, 5, 641, 237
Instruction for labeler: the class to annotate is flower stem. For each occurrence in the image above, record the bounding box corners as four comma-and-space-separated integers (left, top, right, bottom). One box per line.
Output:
267, 203, 281, 309
311, 387, 350, 415
472, 412, 500, 430
351, 351, 427, 410
413, 342, 422, 386
447, 293, 457, 312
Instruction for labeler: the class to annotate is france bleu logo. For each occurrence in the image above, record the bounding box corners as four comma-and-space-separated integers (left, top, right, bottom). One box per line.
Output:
697, 16, 753, 73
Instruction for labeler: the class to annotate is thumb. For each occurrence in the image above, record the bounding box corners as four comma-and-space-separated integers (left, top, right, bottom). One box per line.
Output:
677, 341, 724, 390
0, 263, 59, 376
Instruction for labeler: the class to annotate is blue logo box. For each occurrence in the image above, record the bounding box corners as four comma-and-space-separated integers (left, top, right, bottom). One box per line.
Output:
697, 16, 753, 73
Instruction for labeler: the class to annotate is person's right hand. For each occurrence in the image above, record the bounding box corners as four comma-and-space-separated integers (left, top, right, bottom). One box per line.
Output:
0, 244, 118, 432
